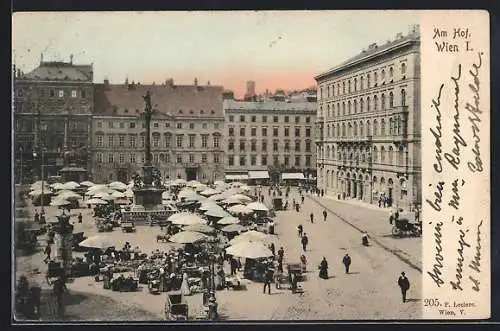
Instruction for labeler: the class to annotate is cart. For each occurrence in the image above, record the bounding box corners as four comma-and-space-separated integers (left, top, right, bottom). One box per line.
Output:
164, 291, 188, 321
121, 221, 136, 233
391, 218, 422, 237
274, 263, 303, 292
273, 198, 283, 211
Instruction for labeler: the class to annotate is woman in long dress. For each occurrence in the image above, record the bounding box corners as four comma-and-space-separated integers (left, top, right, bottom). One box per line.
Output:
319, 257, 328, 279
180, 272, 191, 296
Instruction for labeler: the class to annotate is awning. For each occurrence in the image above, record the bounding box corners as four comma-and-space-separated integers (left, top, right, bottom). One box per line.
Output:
282, 173, 305, 180
225, 174, 249, 181
248, 171, 269, 179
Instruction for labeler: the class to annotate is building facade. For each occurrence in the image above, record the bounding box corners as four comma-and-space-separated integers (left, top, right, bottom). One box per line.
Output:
13, 56, 94, 183
223, 100, 316, 182
314, 26, 421, 209
91, 80, 225, 183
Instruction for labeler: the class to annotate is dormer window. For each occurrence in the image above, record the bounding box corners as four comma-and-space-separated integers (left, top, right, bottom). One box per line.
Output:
211, 110, 215, 114
189, 110, 194, 114
178, 109, 183, 114
200, 110, 204, 114
124, 109, 129, 113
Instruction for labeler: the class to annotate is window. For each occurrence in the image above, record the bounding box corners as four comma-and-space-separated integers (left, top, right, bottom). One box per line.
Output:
390, 67, 394, 78
50, 90, 55, 97
177, 154, 183, 163
202, 154, 207, 163
295, 155, 300, 166
229, 127, 234, 136
284, 116, 289, 123
141, 154, 145, 163
214, 123, 219, 129
367, 74, 371, 88
305, 155, 311, 167
348, 101, 352, 115
381, 147, 386, 162
176, 135, 183, 148
119, 153, 125, 164
284, 127, 290, 137
273, 141, 279, 152
273, 155, 279, 167
374, 95, 378, 111
262, 141, 267, 151
295, 140, 300, 152
261, 155, 267, 166
284, 155, 289, 166
306, 117, 310, 123
367, 97, 371, 112
348, 80, 351, 93
251, 140, 256, 152
177, 123, 182, 129
342, 102, 346, 115
108, 153, 114, 163
119, 135, 125, 147
153, 135, 160, 147
239, 156, 246, 166
354, 78, 357, 91
239, 115, 245, 122
401, 89, 406, 106
305, 141, 311, 152
381, 70, 386, 81
58, 90, 64, 98
165, 154, 170, 163
389, 92, 394, 108
96, 152, 103, 163
141, 135, 145, 147
262, 127, 267, 136
273, 116, 278, 123
239, 140, 245, 152
374, 72, 378, 85
273, 127, 278, 137
189, 123, 194, 129
153, 122, 158, 128
342, 82, 346, 93
228, 140, 234, 150
97, 136, 103, 147
202, 135, 208, 148
228, 155, 234, 166
284, 141, 290, 151
401, 62, 407, 75
108, 136, 114, 147
142, 123, 146, 129
262, 116, 267, 123
295, 116, 300, 123
251, 127, 256, 136
97, 121, 103, 129
202, 123, 207, 129
71, 90, 77, 98
130, 122, 136, 129
189, 154, 195, 163
251, 155, 257, 166
251, 116, 256, 122
213, 135, 220, 148
381, 94, 386, 110
165, 135, 171, 148
240, 127, 245, 136
360, 76, 364, 89
213, 153, 219, 164
295, 127, 300, 137
108, 121, 114, 129
229, 115, 234, 122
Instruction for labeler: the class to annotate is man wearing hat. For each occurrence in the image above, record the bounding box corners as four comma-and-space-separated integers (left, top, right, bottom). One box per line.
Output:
397, 272, 410, 303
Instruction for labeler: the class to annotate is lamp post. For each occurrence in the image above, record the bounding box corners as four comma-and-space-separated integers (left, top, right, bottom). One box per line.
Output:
32, 148, 45, 214
207, 237, 218, 320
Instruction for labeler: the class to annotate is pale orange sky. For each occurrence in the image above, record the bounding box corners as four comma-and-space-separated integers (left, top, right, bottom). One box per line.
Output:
12, 11, 419, 98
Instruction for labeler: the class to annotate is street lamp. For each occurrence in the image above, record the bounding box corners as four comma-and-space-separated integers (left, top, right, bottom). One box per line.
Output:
32, 148, 45, 213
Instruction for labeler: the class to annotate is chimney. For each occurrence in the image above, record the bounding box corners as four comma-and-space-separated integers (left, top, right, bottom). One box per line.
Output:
194, 77, 198, 86
70, 54, 74, 64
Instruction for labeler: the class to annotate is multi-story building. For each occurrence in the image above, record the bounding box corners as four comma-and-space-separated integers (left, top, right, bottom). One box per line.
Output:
223, 100, 316, 183
92, 79, 224, 183
314, 25, 421, 209
13, 55, 94, 183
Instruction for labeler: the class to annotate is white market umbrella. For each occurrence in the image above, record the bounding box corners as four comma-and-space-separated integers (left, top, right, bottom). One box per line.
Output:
221, 224, 246, 233
228, 204, 254, 215
225, 241, 273, 259
205, 208, 231, 219
79, 235, 115, 250
194, 184, 208, 192
30, 181, 49, 190
199, 201, 219, 211
170, 213, 206, 226
51, 183, 66, 190
208, 194, 226, 201
200, 188, 219, 196
109, 181, 127, 191
231, 194, 253, 203
161, 191, 172, 199
230, 181, 244, 188
110, 190, 125, 198
125, 189, 135, 198
173, 178, 187, 186
183, 223, 215, 234
63, 181, 80, 190
86, 198, 108, 205
238, 185, 252, 193
99, 194, 117, 201
50, 199, 71, 207
184, 194, 206, 202
178, 188, 196, 199
80, 181, 95, 187
168, 212, 192, 222
187, 180, 200, 187
214, 180, 225, 186
57, 190, 82, 201
169, 231, 209, 244
29, 189, 50, 197
217, 216, 241, 225
222, 197, 242, 205
247, 202, 269, 212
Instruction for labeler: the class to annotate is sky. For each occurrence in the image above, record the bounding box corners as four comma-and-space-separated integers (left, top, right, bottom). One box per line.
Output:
12, 11, 419, 98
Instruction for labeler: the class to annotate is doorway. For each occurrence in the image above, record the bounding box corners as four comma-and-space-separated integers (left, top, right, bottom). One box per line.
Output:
186, 168, 198, 181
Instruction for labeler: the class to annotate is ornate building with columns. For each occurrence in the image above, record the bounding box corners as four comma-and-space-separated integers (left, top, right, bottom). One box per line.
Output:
91, 79, 225, 184
13, 56, 94, 183
314, 26, 421, 210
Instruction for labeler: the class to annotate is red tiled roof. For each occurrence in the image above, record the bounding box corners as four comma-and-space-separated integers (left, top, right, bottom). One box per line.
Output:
23, 61, 93, 82
93, 83, 223, 118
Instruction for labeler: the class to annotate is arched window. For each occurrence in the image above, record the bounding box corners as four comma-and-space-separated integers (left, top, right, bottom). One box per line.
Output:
381, 93, 386, 110
342, 102, 346, 115
398, 145, 404, 165
319, 106, 323, 117
381, 146, 386, 162
389, 67, 394, 78
326, 146, 330, 159
354, 100, 358, 113
327, 104, 331, 118
348, 80, 351, 93
381, 119, 386, 136
388, 146, 394, 164
342, 82, 346, 94
401, 89, 406, 106
348, 101, 351, 115
332, 146, 335, 158
337, 103, 340, 116
354, 78, 357, 91
337, 84, 340, 95
342, 123, 346, 137
360, 121, 364, 136
360, 98, 364, 112
348, 123, 352, 137
337, 123, 340, 137
354, 122, 358, 136
389, 92, 394, 108
366, 120, 371, 136
397, 116, 402, 135
331, 104, 335, 118
389, 118, 394, 135
373, 119, 378, 136
374, 95, 378, 111
401, 62, 407, 75
374, 72, 378, 84
327, 124, 330, 137
367, 74, 371, 88
360, 76, 364, 89
381, 69, 385, 81
373, 146, 378, 162
367, 97, 371, 112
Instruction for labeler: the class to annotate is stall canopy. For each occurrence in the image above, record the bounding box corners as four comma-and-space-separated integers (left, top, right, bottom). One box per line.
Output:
225, 174, 249, 181
282, 173, 305, 180
248, 171, 269, 179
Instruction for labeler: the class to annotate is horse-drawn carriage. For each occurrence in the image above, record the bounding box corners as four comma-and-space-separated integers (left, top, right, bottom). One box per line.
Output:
275, 263, 303, 293
391, 218, 422, 237
121, 221, 136, 233
164, 291, 188, 321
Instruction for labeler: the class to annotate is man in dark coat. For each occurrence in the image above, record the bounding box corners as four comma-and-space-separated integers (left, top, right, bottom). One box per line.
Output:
78, 212, 83, 223
342, 253, 351, 274
319, 257, 328, 279
310, 213, 314, 224
277, 247, 285, 260
398, 272, 410, 303
43, 243, 52, 263
323, 210, 327, 222
297, 224, 303, 237
301, 234, 309, 252
263, 267, 273, 295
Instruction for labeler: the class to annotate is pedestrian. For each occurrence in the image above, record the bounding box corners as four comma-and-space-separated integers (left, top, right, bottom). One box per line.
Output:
389, 209, 394, 225
43, 243, 52, 263
269, 242, 275, 256
398, 272, 410, 302
34, 210, 39, 223
40, 211, 46, 224
342, 253, 351, 274
297, 224, 303, 237
362, 231, 369, 246
321, 189, 324, 197
292, 198, 296, 207
378, 197, 382, 208
301, 233, 309, 252
260, 195, 264, 203
301, 196, 305, 204
277, 246, 285, 260
263, 267, 273, 294
78, 212, 83, 223
319, 257, 328, 279
414, 206, 420, 223
277, 255, 284, 273
310, 213, 314, 224
323, 210, 327, 222
295, 203, 300, 212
